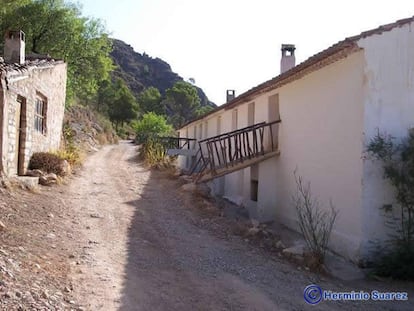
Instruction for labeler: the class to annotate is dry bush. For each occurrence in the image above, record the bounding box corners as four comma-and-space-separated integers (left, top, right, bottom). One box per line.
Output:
28, 152, 66, 176
293, 170, 338, 265
96, 133, 108, 145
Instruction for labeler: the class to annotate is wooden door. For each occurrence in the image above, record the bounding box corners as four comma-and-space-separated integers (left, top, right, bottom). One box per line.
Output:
16, 96, 26, 175
268, 94, 280, 150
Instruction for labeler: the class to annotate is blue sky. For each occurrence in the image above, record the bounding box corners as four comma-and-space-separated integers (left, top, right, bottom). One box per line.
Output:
79, 0, 414, 105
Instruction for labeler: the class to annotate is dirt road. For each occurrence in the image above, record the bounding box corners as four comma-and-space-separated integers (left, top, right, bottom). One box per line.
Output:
64, 141, 413, 311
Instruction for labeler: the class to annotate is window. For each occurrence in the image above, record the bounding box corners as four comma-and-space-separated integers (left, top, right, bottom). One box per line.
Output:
232, 109, 238, 131
204, 120, 208, 138
268, 94, 280, 149
216, 116, 221, 135
250, 180, 258, 202
248, 102, 255, 126
34, 95, 47, 134
198, 123, 203, 139
250, 164, 259, 201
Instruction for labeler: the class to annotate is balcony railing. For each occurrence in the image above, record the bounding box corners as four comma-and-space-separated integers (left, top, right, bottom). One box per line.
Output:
158, 136, 197, 150
146, 136, 197, 157
190, 120, 281, 181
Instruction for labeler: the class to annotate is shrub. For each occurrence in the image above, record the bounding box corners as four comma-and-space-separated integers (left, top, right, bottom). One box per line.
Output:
52, 149, 83, 167
373, 247, 414, 280
367, 130, 414, 280
61, 123, 83, 165
139, 137, 177, 168
133, 112, 173, 144
140, 137, 165, 165
292, 170, 338, 265
29, 152, 66, 176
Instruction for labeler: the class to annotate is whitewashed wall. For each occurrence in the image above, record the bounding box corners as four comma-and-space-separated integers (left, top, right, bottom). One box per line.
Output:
261, 51, 366, 260
358, 22, 414, 258
176, 24, 414, 261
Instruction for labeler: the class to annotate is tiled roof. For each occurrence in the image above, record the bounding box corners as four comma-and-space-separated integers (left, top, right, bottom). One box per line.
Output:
180, 15, 414, 129
0, 56, 64, 80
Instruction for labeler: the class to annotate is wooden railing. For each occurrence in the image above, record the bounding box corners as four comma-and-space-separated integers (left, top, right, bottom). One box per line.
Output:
158, 137, 197, 150
189, 120, 281, 179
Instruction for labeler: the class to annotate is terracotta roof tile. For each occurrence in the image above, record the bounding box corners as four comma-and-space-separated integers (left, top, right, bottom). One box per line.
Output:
0, 57, 64, 79
180, 15, 414, 129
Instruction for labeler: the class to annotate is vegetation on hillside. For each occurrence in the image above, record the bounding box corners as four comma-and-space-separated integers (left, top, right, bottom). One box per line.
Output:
0, 0, 214, 148
110, 39, 216, 111
138, 87, 165, 115
0, 0, 113, 102
97, 78, 139, 130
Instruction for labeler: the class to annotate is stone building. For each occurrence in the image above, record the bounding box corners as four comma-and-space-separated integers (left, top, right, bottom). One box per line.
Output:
0, 30, 67, 176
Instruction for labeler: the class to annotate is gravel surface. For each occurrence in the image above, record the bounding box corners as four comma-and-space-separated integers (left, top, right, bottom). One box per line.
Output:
67, 141, 414, 310
1, 141, 413, 310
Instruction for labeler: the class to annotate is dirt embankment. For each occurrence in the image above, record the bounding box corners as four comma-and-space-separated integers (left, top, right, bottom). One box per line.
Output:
63, 106, 118, 153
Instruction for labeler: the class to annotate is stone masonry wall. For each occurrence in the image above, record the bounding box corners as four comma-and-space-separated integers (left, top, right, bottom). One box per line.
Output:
2, 62, 67, 176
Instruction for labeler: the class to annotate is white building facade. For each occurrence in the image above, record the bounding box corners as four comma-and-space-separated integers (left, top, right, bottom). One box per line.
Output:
176, 17, 414, 262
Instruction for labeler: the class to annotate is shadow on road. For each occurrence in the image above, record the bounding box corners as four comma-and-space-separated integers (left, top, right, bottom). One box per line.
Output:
116, 155, 414, 311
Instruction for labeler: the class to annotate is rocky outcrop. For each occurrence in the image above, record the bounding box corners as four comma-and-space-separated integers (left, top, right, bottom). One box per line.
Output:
110, 39, 216, 111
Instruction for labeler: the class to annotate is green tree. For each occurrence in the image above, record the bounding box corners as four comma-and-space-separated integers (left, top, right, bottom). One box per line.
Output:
138, 87, 165, 115
133, 112, 173, 144
0, 0, 30, 15
165, 81, 201, 128
96, 79, 115, 114
195, 105, 214, 117
107, 79, 138, 130
0, 0, 113, 103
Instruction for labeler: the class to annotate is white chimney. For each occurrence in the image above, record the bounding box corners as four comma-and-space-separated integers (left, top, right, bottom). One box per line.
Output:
226, 90, 235, 103
4, 30, 26, 65
280, 44, 295, 74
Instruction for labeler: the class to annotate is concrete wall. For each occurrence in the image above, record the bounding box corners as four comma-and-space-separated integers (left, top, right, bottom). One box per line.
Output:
1, 62, 67, 176
358, 22, 414, 258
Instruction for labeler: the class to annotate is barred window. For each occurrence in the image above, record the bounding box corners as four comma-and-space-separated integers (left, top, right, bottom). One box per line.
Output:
34, 96, 47, 134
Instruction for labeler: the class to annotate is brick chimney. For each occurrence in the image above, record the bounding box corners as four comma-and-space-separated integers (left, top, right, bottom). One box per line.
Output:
4, 30, 25, 65
280, 44, 295, 74
226, 90, 235, 103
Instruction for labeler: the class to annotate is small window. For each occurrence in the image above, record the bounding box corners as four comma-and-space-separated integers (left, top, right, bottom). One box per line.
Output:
250, 164, 259, 201
204, 121, 208, 138
216, 116, 221, 135
198, 123, 203, 140
34, 96, 47, 134
251, 180, 258, 202
232, 109, 238, 131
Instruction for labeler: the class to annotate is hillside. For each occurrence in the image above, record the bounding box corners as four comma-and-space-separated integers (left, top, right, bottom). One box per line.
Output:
110, 39, 216, 110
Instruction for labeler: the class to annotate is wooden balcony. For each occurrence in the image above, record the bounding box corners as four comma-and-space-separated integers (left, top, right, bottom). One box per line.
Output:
190, 120, 281, 182
163, 137, 197, 156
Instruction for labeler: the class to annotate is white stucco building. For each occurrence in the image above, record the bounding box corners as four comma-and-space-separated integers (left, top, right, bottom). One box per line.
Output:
175, 17, 414, 262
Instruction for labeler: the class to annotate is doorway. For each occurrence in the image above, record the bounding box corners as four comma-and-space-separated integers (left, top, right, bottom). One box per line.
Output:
16, 95, 26, 175
268, 94, 280, 149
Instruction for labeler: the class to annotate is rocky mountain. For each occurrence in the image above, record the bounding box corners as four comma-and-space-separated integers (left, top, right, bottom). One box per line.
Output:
110, 39, 216, 109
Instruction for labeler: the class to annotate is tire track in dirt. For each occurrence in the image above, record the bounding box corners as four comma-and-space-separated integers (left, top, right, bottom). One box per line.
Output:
68, 142, 148, 310
66, 141, 413, 311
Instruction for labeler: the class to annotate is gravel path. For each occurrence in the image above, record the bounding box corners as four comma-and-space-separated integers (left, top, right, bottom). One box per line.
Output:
65, 141, 413, 311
